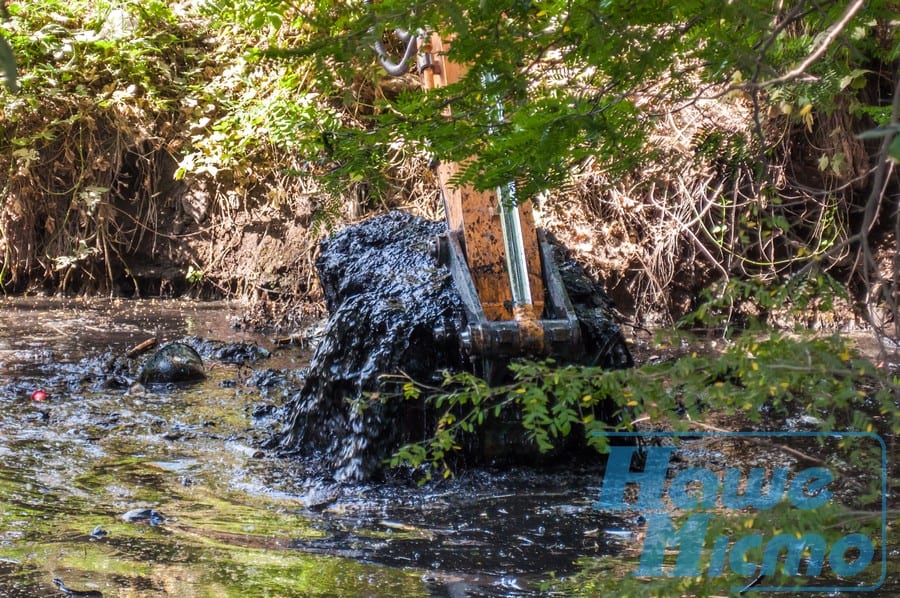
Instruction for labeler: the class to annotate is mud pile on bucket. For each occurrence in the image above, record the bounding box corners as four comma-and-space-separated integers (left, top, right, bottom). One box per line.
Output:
274, 211, 631, 481
275, 212, 467, 481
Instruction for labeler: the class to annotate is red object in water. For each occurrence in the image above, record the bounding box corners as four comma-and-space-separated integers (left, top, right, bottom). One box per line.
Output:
30, 389, 48, 401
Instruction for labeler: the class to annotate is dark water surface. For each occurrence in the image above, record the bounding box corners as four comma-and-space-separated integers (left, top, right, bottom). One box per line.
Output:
0, 298, 634, 597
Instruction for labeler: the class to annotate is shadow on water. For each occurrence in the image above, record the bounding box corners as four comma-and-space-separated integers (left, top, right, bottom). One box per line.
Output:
0, 296, 632, 597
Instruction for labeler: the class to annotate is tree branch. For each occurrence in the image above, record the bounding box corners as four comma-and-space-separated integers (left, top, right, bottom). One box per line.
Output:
859, 68, 900, 339
753, 0, 865, 88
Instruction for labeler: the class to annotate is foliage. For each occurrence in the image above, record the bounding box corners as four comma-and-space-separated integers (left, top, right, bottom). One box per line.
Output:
242, 0, 898, 195
194, 0, 899, 332
386, 330, 895, 594
678, 269, 849, 333
1, 0, 897, 313
387, 276, 899, 481
0, 0, 339, 292
0, 0, 210, 291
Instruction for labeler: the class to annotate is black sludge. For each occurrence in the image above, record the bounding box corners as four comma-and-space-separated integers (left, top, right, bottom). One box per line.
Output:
557, 256, 634, 370
277, 212, 467, 481
276, 211, 632, 481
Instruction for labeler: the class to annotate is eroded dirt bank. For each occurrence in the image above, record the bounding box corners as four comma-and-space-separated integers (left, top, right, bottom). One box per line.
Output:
1, 0, 897, 339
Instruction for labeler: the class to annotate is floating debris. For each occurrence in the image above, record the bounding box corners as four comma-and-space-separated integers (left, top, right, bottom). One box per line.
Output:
125, 338, 156, 358
52, 577, 103, 597
121, 508, 165, 526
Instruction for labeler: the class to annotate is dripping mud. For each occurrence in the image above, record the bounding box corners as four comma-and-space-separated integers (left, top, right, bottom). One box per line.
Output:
274, 212, 633, 482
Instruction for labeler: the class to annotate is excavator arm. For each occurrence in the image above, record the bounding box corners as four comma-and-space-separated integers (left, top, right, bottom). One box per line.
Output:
376, 29, 583, 374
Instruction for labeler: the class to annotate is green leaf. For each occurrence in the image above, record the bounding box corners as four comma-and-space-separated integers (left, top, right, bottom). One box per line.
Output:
889, 136, 900, 163
856, 124, 900, 140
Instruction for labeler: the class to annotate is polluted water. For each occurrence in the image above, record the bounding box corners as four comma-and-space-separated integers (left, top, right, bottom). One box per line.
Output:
7, 214, 886, 596
0, 228, 640, 596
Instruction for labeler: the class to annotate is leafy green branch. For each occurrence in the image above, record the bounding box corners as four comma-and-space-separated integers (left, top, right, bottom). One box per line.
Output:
386, 297, 899, 481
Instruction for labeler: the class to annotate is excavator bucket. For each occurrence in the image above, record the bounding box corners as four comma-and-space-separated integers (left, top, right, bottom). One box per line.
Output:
434, 227, 582, 360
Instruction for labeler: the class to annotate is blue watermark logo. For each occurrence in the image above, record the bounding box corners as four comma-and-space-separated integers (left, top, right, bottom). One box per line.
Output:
593, 432, 886, 593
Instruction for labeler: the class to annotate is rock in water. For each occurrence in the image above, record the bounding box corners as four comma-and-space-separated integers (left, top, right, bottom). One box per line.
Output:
138, 342, 205, 383
121, 508, 165, 525
276, 211, 632, 481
